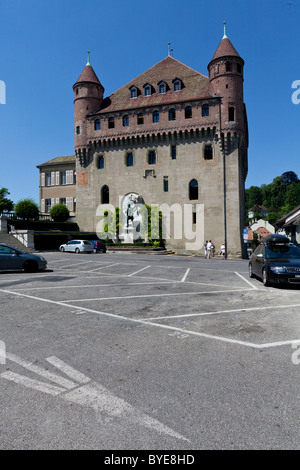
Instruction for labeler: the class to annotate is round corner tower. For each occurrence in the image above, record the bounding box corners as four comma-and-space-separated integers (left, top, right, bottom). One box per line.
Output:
73, 53, 104, 152
207, 27, 246, 137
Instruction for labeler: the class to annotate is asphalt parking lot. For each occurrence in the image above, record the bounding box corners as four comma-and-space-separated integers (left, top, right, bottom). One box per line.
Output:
1, 251, 300, 450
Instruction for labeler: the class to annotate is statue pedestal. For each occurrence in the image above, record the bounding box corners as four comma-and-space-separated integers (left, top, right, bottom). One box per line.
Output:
122, 226, 135, 244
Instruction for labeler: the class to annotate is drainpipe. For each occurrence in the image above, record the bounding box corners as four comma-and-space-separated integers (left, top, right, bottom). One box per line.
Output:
219, 99, 227, 259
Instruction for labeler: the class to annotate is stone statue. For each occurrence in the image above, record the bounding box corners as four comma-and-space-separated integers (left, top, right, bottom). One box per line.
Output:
127, 203, 134, 227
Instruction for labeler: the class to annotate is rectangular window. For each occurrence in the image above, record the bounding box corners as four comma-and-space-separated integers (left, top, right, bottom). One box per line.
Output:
171, 145, 176, 160
46, 173, 51, 186
137, 113, 144, 125
202, 104, 209, 117
126, 153, 133, 167
46, 199, 51, 212
229, 107, 235, 121
148, 150, 156, 165
204, 145, 213, 160
163, 177, 169, 192
60, 198, 66, 205
61, 171, 66, 185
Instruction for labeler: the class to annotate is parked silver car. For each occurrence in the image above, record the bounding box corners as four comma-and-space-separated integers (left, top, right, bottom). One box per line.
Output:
0, 243, 47, 272
59, 240, 94, 253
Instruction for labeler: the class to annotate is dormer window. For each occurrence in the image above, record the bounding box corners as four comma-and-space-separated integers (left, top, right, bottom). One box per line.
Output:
158, 81, 166, 94
130, 86, 137, 98
144, 84, 152, 97
172, 78, 182, 92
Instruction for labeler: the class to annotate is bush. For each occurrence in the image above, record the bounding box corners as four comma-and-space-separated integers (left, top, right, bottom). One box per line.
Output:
50, 204, 70, 222
14, 199, 39, 220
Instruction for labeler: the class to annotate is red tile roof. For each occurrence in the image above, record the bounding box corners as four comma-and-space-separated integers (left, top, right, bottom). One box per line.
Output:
256, 227, 272, 238
94, 56, 211, 115
75, 64, 101, 86
210, 37, 242, 63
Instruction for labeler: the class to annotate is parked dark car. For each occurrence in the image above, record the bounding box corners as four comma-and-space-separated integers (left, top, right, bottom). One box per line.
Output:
0, 243, 47, 272
249, 234, 300, 286
90, 240, 106, 253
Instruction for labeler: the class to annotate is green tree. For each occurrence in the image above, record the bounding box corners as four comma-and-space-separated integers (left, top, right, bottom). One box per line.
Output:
245, 185, 262, 212
0, 188, 14, 213
281, 171, 299, 186
14, 198, 39, 220
50, 203, 70, 222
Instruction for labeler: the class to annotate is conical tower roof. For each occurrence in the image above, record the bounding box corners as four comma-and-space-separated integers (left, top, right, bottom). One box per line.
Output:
209, 24, 243, 65
74, 53, 102, 86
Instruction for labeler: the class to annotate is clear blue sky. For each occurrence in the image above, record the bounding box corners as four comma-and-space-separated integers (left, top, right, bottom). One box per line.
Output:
0, 0, 300, 205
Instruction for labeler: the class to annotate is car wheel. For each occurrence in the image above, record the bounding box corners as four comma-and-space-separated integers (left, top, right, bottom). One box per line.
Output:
23, 261, 39, 273
249, 263, 254, 278
262, 268, 270, 287
75, 248, 80, 254
60, 246, 65, 252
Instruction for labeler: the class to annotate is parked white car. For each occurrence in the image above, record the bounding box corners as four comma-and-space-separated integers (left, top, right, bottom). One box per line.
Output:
59, 240, 94, 253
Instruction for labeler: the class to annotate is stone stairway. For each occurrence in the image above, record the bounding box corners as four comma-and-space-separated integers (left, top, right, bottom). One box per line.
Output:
0, 232, 36, 253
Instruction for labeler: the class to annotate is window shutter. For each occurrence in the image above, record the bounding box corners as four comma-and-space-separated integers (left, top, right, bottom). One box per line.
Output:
51, 172, 55, 186
51, 198, 55, 208
56, 172, 60, 185
66, 171, 70, 185
66, 197, 70, 209
69, 197, 73, 212
41, 199, 45, 212
69, 170, 73, 185
41, 172, 45, 186
56, 198, 59, 205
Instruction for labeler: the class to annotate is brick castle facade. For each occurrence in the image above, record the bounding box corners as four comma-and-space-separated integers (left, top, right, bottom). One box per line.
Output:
73, 30, 248, 256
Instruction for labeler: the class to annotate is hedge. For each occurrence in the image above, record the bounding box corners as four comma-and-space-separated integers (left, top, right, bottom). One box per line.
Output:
34, 232, 164, 250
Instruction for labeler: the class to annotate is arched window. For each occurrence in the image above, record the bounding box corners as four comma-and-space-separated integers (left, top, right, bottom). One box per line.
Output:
101, 185, 109, 204
94, 119, 101, 130
189, 179, 198, 200
169, 108, 176, 121
108, 117, 115, 129
185, 106, 192, 119
153, 110, 159, 123
123, 115, 129, 127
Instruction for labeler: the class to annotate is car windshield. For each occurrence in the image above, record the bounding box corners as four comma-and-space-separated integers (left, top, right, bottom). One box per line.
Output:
266, 244, 300, 259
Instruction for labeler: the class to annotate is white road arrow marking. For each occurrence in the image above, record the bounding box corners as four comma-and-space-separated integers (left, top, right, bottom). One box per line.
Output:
1, 353, 189, 442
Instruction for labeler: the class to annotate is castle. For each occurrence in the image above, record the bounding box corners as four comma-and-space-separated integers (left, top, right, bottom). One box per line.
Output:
73, 27, 248, 256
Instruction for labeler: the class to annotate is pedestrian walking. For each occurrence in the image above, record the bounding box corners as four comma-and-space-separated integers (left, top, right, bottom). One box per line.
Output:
210, 241, 215, 257
204, 240, 209, 259
207, 240, 212, 259
220, 242, 226, 259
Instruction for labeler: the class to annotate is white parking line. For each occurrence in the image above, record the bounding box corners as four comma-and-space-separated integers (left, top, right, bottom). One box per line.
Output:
87, 263, 120, 272
128, 265, 151, 277
181, 268, 190, 282
60, 288, 253, 303
1, 287, 300, 349
7, 281, 174, 292
235, 272, 258, 290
